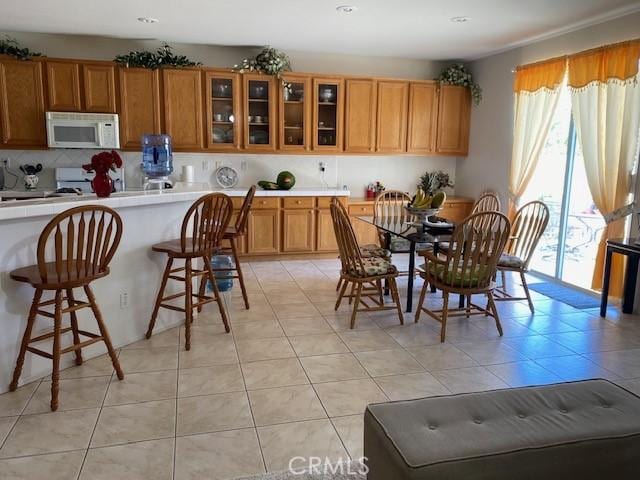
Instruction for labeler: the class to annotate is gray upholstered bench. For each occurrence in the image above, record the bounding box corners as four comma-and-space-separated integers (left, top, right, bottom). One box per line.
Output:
364, 379, 640, 479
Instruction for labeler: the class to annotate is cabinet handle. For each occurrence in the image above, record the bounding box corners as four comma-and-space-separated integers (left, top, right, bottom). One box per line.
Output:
296, 200, 301, 204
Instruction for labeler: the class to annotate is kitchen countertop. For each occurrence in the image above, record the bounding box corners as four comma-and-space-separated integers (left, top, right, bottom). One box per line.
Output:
0, 186, 351, 222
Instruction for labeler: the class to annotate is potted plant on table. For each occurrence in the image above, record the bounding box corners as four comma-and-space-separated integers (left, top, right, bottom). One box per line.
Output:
83, 150, 123, 198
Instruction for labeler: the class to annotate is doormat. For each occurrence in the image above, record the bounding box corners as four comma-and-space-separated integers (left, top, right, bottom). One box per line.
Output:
528, 282, 600, 309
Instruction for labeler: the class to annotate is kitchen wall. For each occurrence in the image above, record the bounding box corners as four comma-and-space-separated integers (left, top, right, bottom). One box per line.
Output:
0, 31, 454, 196
455, 12, 640, 205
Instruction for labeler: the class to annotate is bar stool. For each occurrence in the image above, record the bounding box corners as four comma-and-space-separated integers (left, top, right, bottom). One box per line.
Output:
146, 193, 233, 350
199, 185, 256, 311
9, 205, 125, 411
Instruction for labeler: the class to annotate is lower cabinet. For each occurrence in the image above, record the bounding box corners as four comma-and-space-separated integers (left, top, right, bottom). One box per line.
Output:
348, 203, 379, 246
316, 209, 338, 251
247, 209, 280, 254
282, 209, 315, 252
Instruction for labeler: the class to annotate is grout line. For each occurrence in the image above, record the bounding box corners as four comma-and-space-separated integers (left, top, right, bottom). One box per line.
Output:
172, 324, 180, 480
0, 377, 42, 453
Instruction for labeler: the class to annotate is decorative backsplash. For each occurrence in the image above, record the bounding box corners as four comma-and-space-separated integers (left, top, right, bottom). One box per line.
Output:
0, 149, 456, 196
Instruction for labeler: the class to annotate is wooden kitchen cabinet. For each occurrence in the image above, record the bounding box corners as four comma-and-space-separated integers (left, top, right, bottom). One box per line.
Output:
376, 80, 409, 153
282, 208, 315, 252
162, 68, 203, 150
344, 78, 376, 153
0, 58, 46, 147
243, 73, 276, 151
46, 60, 82, 111
436, 85, 471, 155
247, 209, 280, 254
279, 73, 311, 151
82, 63, 117, 113
205, 70, 241, 150
316, 208, 338, 251
407, 81, 438, 154
312, 77, 343, 152
118, 67, 162, 149
348, 203, 379, 246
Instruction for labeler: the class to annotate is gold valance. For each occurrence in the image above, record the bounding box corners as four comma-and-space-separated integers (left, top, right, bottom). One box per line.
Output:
513, 57, 567, 93
568, 40, 640, 88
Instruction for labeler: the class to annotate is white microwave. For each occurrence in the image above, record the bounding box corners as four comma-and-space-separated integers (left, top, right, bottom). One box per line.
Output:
46, 112, 120, 149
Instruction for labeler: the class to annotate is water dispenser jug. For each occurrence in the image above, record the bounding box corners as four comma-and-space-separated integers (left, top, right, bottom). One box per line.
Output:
142, 134, 173, 189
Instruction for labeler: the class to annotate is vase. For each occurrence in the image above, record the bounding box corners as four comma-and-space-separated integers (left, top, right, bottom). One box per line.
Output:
92, 172, 113, 198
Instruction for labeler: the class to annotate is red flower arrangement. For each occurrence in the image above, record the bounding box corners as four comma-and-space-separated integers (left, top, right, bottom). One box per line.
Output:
82, 150, 123, 174
82, 150, 123, 198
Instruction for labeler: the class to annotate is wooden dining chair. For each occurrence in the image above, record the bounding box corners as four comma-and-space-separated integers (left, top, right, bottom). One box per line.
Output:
331, 199, 404, 329
146, 193, 233, 350
415, 211, 511, 342
494, 200, 550, 312
374, 190, 413, 253
9, 205, 124, 411
472, 192, 501, 214
202, 185, 256, 310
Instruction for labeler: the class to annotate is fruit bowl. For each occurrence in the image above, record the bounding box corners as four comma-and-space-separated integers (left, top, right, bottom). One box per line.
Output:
404, 205, 441, 222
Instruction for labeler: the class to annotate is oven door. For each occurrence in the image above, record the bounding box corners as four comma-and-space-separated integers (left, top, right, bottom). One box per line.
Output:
47, 120, 101, 148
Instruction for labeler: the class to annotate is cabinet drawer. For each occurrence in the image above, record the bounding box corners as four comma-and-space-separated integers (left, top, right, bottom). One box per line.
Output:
253, 197, 280, 209
348, 204, 374, 216
283, 197, 314, 209
317, 196, 347, 208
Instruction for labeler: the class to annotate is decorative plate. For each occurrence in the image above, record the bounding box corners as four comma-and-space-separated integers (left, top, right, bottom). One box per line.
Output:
215, 166, 239, 189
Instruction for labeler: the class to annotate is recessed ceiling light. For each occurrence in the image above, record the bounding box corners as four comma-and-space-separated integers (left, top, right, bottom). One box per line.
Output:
450, 16, 471, 23
137, 17, 159, 24
336, 5, 358, 14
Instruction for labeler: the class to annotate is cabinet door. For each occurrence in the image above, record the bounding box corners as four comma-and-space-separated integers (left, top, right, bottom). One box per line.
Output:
46, 61, 82, 111
279, 73, 311, 151
205, 71, 241, 150
243, 74, 276, 151
118, 68, 161, 149
350, 216, 379, 246
376, 80, 408, 153
247, 209, 280, 254
407, 82, 438, 154
282, 209, 315, 252
440, 200, 473, 223
316, 209, 338, 252
436, 85, 471, 155
0, 59, 46, 147
82, 63, 117, 113
312, 77, 343, 152
162, 69, 203, 150
344, 79, 376, 153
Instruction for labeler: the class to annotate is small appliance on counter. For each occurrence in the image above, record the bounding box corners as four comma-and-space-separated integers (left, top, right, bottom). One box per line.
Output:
56, 167, 125, 194
141, 134, 173, 191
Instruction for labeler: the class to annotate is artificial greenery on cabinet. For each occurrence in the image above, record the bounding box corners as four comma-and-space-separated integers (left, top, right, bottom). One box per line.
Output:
0, 36, 41, 60
114, 43, 201, 69
439, 63, 482, 105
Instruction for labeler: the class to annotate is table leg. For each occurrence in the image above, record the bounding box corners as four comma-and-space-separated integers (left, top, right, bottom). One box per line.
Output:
384, 232, 391, 296
622, 254, 639, 314
600, 247, 613, 317
406, 240, 416, 313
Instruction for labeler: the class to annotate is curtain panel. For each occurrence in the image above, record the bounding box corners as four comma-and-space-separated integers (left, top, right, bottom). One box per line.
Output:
568, 40, 640, 296
508, 57, 566, 218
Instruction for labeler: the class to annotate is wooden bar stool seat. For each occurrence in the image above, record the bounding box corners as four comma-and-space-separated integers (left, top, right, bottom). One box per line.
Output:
9, 205, 125, 411
146, 193, 234, 350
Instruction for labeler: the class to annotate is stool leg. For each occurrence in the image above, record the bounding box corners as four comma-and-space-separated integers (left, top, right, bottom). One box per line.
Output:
146, 257, 173, 339
51, 289, 63, 411
10, 287, 43, 391
66, 288, 83, 366
84, 285, 124, 380
197, 258, 207, 314
184, 258, 193, 350
203, 255, 231, 333
231, 238, 250, 310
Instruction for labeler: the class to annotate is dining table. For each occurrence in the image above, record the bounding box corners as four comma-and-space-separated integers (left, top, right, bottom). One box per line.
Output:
354, 212, 458, 312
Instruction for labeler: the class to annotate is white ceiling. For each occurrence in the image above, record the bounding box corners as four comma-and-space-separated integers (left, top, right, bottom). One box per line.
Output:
1, 0, 640, 60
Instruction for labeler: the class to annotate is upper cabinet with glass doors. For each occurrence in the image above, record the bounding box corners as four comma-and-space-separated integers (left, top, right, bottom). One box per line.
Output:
243, 73, 276, 151
278, 73, 311, 151
312, 77, 343, 152
204, 70, 241, 150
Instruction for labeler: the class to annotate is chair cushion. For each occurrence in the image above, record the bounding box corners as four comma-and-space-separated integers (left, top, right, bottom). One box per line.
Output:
349, 257, 397, 277
422, 262, 490, 288
498, 253, 525, 269
390, 237, 432, 253
361, 244, 391, 259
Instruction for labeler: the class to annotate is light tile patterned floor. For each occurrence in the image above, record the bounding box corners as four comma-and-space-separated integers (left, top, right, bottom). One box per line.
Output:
2, 256, 640, 479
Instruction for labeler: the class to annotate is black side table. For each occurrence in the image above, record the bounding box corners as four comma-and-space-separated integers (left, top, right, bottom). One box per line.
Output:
600, 238, 640, 317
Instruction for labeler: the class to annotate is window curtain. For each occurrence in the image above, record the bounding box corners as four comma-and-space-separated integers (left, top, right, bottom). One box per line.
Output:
509, 57, 567, 218
568, 40, 640, 296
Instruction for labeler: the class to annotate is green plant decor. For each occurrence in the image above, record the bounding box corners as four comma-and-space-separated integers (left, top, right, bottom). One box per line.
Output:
234, 47, 292, 80
0, 36, 41, 60
114, 43, 201, 69
439, 63, 482, 105
419, 170, 454, 196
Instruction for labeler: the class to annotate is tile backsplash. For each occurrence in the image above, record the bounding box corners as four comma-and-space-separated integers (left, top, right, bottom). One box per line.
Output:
0, 149, 457, 197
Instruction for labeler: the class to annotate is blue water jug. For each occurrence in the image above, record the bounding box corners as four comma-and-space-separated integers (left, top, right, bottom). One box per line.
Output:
141, 134, 173, 178
208, 254, 234, 292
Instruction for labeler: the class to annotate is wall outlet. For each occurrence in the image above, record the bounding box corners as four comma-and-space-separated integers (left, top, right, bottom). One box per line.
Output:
202, 160, 210, 172
215, 160, 222, 171
318, 161, 326, 173
120, 292, 129, 309
1, 158, 10, 168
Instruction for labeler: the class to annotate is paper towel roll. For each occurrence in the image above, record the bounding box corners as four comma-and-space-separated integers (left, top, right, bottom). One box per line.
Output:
182, 165, 194, 183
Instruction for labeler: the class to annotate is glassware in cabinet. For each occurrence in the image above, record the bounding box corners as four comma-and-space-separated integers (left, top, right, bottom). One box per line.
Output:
243, 74, 276, 150
205, 71, 241, 150
313, 78, 343, 152
279, 74, 311, 150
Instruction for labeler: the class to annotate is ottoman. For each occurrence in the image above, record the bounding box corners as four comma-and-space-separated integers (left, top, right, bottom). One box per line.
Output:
364, 379, 640, 479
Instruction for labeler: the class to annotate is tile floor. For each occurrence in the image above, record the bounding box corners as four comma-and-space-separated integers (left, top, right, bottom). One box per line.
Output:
2, 256, 640, 479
